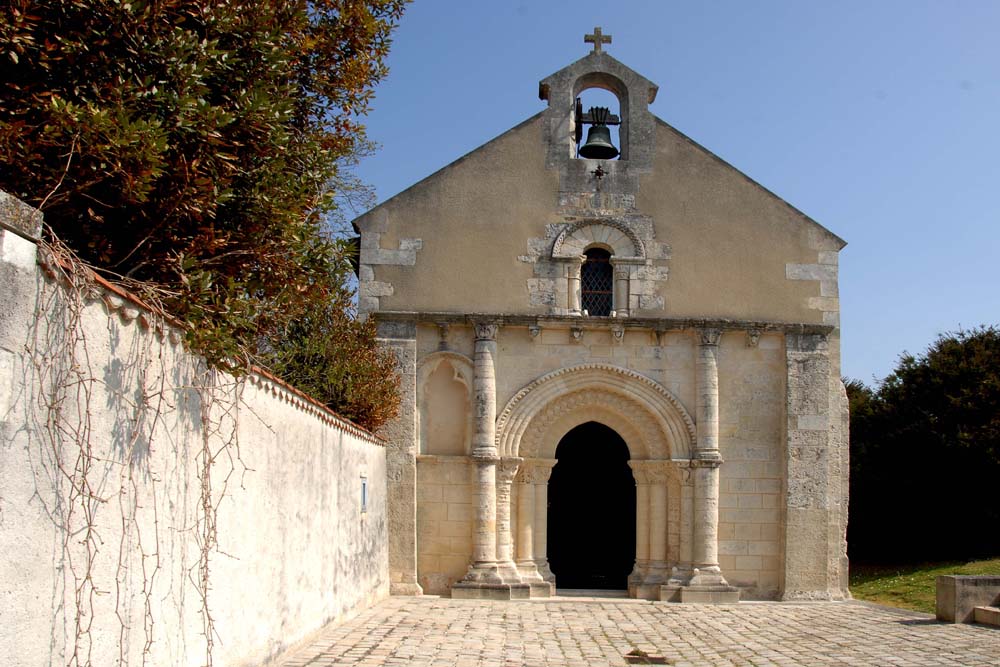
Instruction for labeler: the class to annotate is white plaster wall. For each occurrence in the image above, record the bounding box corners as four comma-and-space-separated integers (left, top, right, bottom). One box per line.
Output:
0, 227, 388, 667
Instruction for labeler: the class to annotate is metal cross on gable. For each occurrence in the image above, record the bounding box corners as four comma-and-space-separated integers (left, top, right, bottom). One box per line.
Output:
584, 26, 612, 53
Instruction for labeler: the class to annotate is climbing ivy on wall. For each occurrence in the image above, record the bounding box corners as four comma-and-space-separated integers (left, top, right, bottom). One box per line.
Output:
0, 0, 405, 431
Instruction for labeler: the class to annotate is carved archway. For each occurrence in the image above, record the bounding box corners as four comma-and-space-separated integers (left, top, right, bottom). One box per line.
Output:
552, 220, 645, 260
496, 363, 695, 460
499, 364, 696, 596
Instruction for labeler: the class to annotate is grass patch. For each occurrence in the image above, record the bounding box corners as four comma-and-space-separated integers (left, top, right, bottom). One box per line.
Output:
850, 558, 1000, 614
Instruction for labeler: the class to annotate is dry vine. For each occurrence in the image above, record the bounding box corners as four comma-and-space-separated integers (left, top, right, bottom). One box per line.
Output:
27, 233, 247, 667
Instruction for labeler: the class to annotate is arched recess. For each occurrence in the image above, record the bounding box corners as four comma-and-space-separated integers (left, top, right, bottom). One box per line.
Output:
496, 364, 695, 460
574, 71, 630, 160
552, 220, 644, 260
417, 351, 474, 455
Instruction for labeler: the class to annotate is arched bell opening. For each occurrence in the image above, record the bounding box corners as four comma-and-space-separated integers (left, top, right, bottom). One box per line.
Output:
573, 72, 629, 161
575, 88, 621, 160
547, 421, 635, 590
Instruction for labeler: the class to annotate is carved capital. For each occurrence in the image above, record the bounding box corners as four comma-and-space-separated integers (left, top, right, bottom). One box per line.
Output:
517, 458, 556, 484
630, 459, 674, 484
698, 328, 722, 347
474, 321, 498, 341
628, 461, 648, 485
613, 266, 631, 280
497, 457, 523, 483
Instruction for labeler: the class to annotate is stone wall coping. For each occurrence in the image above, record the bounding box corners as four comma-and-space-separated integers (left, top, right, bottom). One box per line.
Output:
0, 190, 43, 241
373, 310, 834, 336
31, 234, 384, 446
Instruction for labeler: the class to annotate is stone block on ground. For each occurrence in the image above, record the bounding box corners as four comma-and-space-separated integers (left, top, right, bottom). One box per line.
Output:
936, 575, 1000, 623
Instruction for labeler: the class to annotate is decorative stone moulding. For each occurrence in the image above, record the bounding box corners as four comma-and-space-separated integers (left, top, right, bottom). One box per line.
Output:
552, 219, 645, 259
495, 363, 696, 460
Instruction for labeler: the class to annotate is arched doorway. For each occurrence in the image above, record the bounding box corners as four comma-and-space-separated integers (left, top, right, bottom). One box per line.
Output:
547, 421, 635, 589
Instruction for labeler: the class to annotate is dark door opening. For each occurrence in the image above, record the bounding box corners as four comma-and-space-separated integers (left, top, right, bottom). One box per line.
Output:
547, 421, 635, 589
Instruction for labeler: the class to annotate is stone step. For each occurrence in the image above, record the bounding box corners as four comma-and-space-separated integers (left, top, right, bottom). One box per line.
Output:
973, 605, 1000, 627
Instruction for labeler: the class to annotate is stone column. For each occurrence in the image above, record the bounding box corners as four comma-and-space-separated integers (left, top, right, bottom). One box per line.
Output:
515, 468, 538, 578
646, 462, 672, 583
376, 320, 423, 595
676, 463, 694, 573
682, 328, 738, 602
610, 259, 630, 317
629, 460, 673, 600
531, 460, 557, 584
515, 460, 553, 596
627, 462, 650, 596
495, 456, 523, 582
566, 255, 586, 315
454, 322, 529, 598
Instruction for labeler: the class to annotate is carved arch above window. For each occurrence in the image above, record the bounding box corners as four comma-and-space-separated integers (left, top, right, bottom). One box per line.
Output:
552, 220, 645, 260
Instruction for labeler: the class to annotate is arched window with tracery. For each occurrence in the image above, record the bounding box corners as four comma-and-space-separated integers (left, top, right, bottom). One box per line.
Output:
581, 248, 613, 316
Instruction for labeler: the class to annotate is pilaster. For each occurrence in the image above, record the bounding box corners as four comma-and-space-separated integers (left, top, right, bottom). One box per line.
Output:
781, 332, 847, 600
376, 320, 423, 595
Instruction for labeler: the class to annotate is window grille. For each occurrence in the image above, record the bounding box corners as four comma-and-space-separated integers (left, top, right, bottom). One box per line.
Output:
581, 248, 613, 316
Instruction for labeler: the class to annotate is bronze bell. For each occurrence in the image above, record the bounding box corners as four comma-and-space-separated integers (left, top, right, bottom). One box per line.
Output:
579, 125, 619, 159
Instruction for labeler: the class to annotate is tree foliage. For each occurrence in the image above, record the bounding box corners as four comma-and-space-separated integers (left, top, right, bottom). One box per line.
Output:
847, 326, 1000, 563
1, 0, 407, 431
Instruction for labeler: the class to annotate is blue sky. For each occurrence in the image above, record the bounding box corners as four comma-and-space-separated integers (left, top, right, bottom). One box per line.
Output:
353, 0, 1000, 384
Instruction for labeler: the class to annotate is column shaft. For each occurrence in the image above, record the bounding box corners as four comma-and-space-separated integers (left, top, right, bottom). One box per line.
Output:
532, 462, 555, 582
635, 482, 650, 565
696, 330, 721, 457
678, 470, 694, 567
472, 461, 498, 566
686, 329, 735, 597
613, 264, 630, 317
649, 482, 668, 568
628, 463, 650, 593
457, 322, 503, 588
515, 480, 536, 568
495, 457, 522, 581
693, 464, 721, 570
566, 255, 585, 315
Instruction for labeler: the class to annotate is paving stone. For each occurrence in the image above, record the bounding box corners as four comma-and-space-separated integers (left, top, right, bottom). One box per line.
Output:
280, 596, 1000, 667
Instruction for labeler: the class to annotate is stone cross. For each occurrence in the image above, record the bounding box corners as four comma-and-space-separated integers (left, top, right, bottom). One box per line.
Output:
584, 27, 612, 54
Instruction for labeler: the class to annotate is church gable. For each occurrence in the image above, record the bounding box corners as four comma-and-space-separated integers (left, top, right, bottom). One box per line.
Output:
356, 36, 844, 324
372, 30, 848, 604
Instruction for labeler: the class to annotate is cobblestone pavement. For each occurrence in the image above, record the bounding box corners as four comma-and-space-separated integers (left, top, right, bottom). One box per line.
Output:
280, 595, 1000, 667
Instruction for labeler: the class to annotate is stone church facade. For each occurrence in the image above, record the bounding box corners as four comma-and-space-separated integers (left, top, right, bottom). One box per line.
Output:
354, 35, 849, 602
